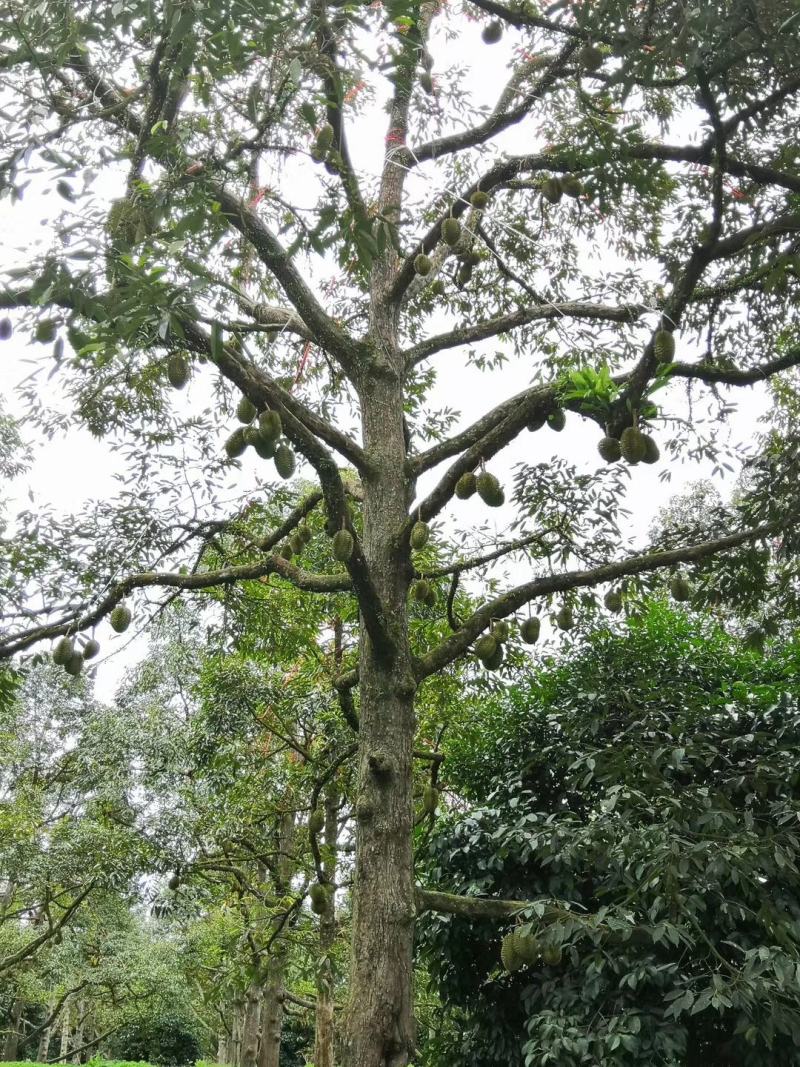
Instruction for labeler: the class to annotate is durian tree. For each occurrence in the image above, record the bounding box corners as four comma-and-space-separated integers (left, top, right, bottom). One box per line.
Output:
1, 1, 800, 1063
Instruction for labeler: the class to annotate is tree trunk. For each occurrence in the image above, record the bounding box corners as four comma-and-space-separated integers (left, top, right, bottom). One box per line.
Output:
343, 355, 417, 1067
217, 1032, 227, 1065
231, 1000, 244, 1067
37, 995, 56, 1062
257, 808, 296, 1067
239, 985, 262, 1067
70, 1000, 85, 1064
58, 1003, 71, 1062
313, 786, 338, 1067
3, 997, 24, 1061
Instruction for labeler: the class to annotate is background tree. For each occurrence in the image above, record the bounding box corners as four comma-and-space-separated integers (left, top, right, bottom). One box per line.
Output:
420, 605, 800, 1067
1, 1, 800, 1064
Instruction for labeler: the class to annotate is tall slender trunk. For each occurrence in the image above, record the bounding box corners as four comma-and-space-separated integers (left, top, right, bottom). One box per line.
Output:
70, 999, 85, 1064
230, 999, 244, 1067
343, 350, 418, 1067
37, 995, 56, 1062
313, 785, 339, 1067
217, 1032, 227, 1065
239, 985, 262, 1067
257, 809, 296, 1067
58, 1003, 71, 1062
3, 996, 24, 1061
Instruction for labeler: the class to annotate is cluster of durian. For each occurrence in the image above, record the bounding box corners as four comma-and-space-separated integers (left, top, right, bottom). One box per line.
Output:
277, 521, 313, 562
454, 468, 505, 507
501, 926, 563, 972
473, 619, 511, 670
52, 602, 132, 677
540, 174, 583, 205
421, 783, 439, 814
308, 807, 325, 835
220, 395, 297, 479
527, 405, 567, 433
598, 423, 659, 466
669, 572, 692, 602
481, 19, 504, 44
411, 576, 437, 608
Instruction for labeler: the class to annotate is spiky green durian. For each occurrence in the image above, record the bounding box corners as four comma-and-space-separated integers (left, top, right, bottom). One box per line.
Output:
455, 472, 477, 499
410, 521, 430, 550
274, 444, 296, 479
520, 617, 541, 644
442, 218, 461, 246
332, 529, 354, 561
598, 436, 621, 462
110, 604, 132, 633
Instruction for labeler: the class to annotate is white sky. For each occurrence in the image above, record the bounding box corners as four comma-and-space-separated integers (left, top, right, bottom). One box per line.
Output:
0, 9, 770, 698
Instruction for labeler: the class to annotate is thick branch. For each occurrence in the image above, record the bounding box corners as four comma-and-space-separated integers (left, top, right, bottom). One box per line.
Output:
404, 301, 641, 368
211, 184, 366, 376
0, 559, 351, 660
414, 521, 783, 680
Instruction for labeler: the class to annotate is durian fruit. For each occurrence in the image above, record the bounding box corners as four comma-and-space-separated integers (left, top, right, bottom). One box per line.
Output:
279, 541, 294, 560
168, 873, 181, 891
482, 19, 503, 44
410, 520, 430, 550
555, 605, 574, 631
541, 943, 563, 966
252, 433, 276, 460
274, 444, 296, 479
298, 524, 313, 546
309, 882, 329, 915
64, 651, 84, 677
470, 189, 489, 209
35, 319, 57, 343
541, 177, 563, 204
670, 574, 691, 602
561, 174, 583, 198
419, 71, 434, 94
315, 123, 335, 154
166, 353, 190, 390
0, 318, 13, 340
289, 532, 304, 555
520, 617, 540, 644
456, 262, 474, 287
225, 427, 248, 459
641, 435, 660, 464
483, 643, 505, 670
527, 412, 547, 432
412, 579, 432, 603
476, 471, 504, 507
604, 589, 623, 613
259, 409, 283, 441
547, 408, 566, 432
414, 253, 432, 276
491, 619, 510, 642
743, 626, 766, 654
422, 785, 439, 814
501, 932, 522, 972
110, 603, 132, 633
423, 583, 437, 608
578, 44, 604, 70
474, 634, 498, 662
619, 426, 647, 464
429, 278, 446, 297
653, 329, 675, 363
332, 529, 354, 561
598, 436, 622, 463
442, 217, 461, 246
455, 471, 477, 499
236, 395, 257, 424
53, 636, 74, 666
513, 928, 541, 965
82, 638, 101, 660
308, 808, 325, 835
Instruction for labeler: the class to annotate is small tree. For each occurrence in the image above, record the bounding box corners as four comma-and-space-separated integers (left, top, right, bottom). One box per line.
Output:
1, 2, 799, 1062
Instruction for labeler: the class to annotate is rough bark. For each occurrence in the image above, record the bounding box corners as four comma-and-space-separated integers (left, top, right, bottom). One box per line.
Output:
37, 996, 56, 1062
3, 996, 24, 1061
313, 785, 339, 1067
58, 1003, 71, 1062
239, 985, 262, 1067
342, 291, 417, 1066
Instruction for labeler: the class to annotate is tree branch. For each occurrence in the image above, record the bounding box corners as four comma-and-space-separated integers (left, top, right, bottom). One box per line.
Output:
414, 520, 785, 680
